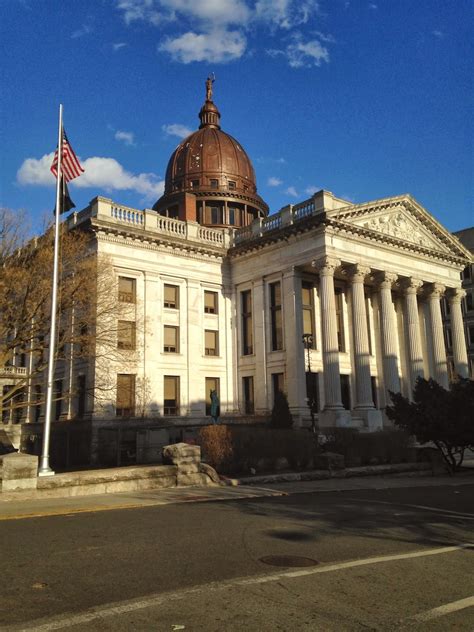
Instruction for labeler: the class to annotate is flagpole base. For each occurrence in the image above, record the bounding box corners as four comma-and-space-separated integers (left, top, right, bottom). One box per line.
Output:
38, 457, 55, 477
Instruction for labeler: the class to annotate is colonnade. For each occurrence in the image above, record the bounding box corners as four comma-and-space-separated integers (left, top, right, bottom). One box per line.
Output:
281, 257, 468, 428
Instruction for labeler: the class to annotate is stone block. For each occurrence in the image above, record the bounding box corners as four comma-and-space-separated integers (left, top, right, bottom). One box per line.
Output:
314, 452, 345, 470
177, 472, 209, 487
177, 463, 200, 474
163, 443, 201, 465
1, 452, 38, 491
199, 462, 221, 485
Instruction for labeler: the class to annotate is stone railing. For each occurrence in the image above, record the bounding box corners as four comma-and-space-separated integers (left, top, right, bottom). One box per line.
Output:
70, 197, 232, 249
0, 366, 28, 379
233, 196, 319, 245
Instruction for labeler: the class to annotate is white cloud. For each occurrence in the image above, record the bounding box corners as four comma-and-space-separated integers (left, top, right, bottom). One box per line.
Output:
17, 154, 164, 199
267, 176, 282, 187
118, 0, 250, 28
17, 153, 56, 186
285, 186, 298, 197
432, 30, 444, 39
255, 0, 318, 30
162, 123, 193, 139
116, 0, 166, 25
115, 130, 136, 146
116, 1, 333, 67
368, 3, 378, 9
113, 42, 128, 51
305, 185, 320, 195
159, 28, 247, 63
268, 33, 329, 68
71, 24, 93, 39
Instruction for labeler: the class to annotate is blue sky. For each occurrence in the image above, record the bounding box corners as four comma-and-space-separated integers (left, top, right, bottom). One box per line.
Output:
1, 0, 472, 233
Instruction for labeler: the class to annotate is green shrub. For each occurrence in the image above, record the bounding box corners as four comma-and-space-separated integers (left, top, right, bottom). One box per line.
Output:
323, 428, 412, 466
197, 425, 319, 474
270, 391, 293, 429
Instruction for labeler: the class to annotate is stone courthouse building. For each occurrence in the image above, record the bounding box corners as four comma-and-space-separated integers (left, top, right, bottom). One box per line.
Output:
9, 81, 472, 462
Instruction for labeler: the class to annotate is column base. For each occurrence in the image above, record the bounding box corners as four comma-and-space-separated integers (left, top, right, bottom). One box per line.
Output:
319, 409, 353, 428
352, 408, 384, 431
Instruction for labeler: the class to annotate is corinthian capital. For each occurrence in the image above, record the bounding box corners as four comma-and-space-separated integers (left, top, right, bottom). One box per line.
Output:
347, 264, 371, 284
402, 277, 424, 295
311, 256, 341, 277
447, 287, 467, 304
426, 283, 446, 299
375, 271, 398, 290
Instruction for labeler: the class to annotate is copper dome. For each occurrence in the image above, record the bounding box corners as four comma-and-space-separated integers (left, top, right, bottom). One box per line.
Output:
153, 80, 268, 226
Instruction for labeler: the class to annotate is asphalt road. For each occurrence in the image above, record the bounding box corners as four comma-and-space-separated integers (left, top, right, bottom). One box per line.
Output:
1, 483, 473, 631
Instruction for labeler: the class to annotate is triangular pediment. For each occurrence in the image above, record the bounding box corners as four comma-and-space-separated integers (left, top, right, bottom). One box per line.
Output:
326, 195, 470, 260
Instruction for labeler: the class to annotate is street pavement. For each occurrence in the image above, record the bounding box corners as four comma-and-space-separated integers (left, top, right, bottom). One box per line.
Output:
1, 475, 473, 631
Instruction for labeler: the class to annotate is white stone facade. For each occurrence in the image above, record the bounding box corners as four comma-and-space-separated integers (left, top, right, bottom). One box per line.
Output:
51, 188, 470, 432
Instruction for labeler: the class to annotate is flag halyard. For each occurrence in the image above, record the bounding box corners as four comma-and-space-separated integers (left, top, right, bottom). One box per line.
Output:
51, 129, 84, 183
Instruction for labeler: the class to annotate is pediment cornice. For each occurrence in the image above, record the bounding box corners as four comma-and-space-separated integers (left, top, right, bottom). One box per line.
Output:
325, 195, 470, 265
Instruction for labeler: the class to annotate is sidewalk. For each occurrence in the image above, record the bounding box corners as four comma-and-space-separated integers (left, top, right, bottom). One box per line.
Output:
1, 469, 473, 521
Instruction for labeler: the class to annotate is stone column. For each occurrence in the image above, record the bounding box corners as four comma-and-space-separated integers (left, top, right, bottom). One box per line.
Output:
426, 284, 449, 389
402, 277, 425, 389
348, 265, 374, 410
313, 257, 351, 427
377, 272, 400, 398
448, 288, 469, 378
282, 268, 307, 425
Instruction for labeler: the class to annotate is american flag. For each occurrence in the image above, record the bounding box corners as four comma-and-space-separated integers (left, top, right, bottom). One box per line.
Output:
50, 128, 84, 182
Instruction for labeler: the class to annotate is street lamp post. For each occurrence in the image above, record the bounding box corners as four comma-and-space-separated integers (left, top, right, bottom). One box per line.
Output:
302, 333, 317, 434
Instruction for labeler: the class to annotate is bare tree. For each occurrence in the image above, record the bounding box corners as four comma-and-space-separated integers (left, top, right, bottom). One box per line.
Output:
0, 208, 135, 418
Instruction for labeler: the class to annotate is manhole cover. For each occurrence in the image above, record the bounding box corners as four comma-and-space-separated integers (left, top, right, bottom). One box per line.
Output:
259, 555, 318, 567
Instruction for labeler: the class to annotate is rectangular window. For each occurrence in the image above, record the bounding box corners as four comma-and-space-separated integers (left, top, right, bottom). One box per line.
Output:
465, 291, 473, 312
204, 291, 218, 314
335, 288, 346, 352
205, 377, 220, 416
270, 282, 283, 351
241, 290, 253, 355
469, 326, 474, 346
77, 375, 86, 418
302, 282, 315, 348
445, 327, 452, 350
163, 325, 179, 353
34, 385, 42, 422
164, 376, 179, 416
210, 178, 218, 189
118, 276, 136, 303
371, 376, 378, 409
117, 320, 136, 350
228, 180, 236, 190
228, 207, 237, 225
340, 375, 351, 410
191, 179, 200, 189
116, 374, 136, 417
54, 379, 63, 421
164, 284, 179, 309
272, 373, 285, 404
243, 376, 254, 414
366, 295, 373, 355
305, 372, 319, 413
205, 330, 218, 356
210, 206, 222, 224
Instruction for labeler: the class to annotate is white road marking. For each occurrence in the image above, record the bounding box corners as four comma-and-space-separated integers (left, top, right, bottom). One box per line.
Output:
411, 595, 474, 621
351, 498, 474, 520
12, 544, 472, 631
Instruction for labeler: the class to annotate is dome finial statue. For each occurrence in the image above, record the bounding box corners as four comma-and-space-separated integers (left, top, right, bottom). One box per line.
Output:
205, 73, 215, 101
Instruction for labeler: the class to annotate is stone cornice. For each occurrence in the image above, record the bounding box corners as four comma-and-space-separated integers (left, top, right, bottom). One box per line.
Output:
93, 226, 226, 263
325, 217, 468, 267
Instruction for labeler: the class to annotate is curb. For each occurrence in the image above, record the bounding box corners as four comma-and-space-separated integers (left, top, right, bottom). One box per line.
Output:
219, 462, 433, 486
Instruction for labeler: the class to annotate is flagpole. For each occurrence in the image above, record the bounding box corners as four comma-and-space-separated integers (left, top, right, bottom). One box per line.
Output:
38, 103, 63, 476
